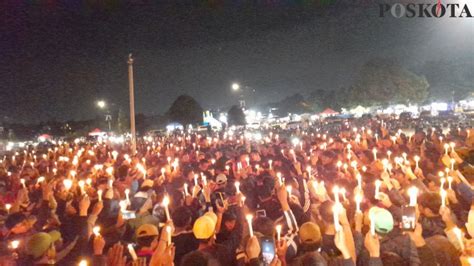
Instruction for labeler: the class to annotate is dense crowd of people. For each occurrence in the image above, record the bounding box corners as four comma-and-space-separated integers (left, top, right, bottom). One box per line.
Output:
0, 118, 473, 266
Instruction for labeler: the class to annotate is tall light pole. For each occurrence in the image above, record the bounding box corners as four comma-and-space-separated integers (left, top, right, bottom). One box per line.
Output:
128, 54, 137, 154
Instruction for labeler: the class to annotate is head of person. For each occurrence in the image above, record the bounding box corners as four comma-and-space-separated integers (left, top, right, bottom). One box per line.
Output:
253, 216, 274, 237
320, 151, 336, 166
366, 207, 394, 236
172, 206, 193, 229
298, 222, 322, 252
418, 192, 442, 217
181, 251, 217, 266
222, 211, 237, 232
318, 200, 335, 225
256, 176, 275, 201
199, 159, 210, 171
6, 213, 36, 235
135, 224, 159, 248
26, 231, 61, 263
193, 212, 218, 245
215, 174, 227, 189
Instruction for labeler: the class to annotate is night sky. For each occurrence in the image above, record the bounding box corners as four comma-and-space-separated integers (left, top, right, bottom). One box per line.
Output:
1, 0, 473, 123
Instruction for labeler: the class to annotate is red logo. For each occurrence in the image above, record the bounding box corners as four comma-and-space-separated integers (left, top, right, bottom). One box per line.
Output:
436, 0, 442, 15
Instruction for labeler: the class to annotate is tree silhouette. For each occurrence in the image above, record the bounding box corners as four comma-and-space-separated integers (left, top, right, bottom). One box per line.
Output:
227, 105, 246, 126
166, 95, 203, 126
351, 58, 429, 106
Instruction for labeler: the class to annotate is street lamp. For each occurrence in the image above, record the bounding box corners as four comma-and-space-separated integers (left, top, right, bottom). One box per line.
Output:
232, 83, 240, 91
97, 100, 106, 109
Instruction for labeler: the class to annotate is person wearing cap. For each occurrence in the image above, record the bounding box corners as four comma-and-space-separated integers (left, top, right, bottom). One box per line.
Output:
359, 207, 424, 266
291, 222, 327, 265
21, 230, 77, 265
134, 224, 159, 263
187, 211, 234, 266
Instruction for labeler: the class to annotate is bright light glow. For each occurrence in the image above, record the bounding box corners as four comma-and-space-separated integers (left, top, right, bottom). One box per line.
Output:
431, 102, 448, 111
232, 83, 240, 91
97, 100, 106, 109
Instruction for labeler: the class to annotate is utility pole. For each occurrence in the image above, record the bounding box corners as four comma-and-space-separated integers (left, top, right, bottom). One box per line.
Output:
128, 54, 137, 154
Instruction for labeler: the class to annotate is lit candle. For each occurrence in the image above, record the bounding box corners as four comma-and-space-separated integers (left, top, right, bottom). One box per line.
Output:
277, 172, 283, 186
268, 160, 273, 169
356, 173, 362, 189
20, 178, 26, 189
194, 174, 199, 187
161, 167, 165, 177
440, 189, 447, 207
387, 150, 392, 160
93, 226, 101, 236
235, 181, 241, 194
408, 187, 418, 206
78, 180, 85, 195
374, 180, 382, 199
202, 174, 207, 186
449, 142, 455, 153
275, 224, 282, 242
450, 158, 455, 171
162, 196, 171, 221
336, 161, 342, 171
125, 189, 130, 202
402, 152, 407, 162
370, 212, 376, 236
382, 159, 389, 172
97, 190, 103, 201
355, 193, 362, 213
10, 240, 20, 250
444, 143, 449, 155
184, 183, 189, 196
63, 179, 73, 191
447, 176, 453, 190
5, 204, 11, 213
246, 214, 254, 237
128, 244, 138, 261
452, 227, 465, 251
440, 177, 446, 190
414, 155, 420, 169
286, 185, 292, 197
106, 167, 114, 176
340, 187, 347, 201
350, 161, 357, 169
333, 204, 341, 232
